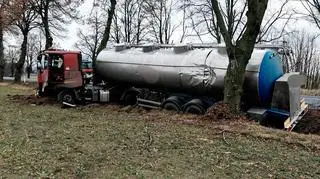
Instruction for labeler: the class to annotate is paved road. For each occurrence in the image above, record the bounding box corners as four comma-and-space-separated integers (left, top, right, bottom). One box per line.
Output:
302, 96, 320, 109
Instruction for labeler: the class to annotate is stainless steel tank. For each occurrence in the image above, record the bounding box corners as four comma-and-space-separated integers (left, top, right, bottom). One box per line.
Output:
96, 46, 284, 106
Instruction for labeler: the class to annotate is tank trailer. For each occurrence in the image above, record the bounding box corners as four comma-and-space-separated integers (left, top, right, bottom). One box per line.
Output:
37, 44, 308, 130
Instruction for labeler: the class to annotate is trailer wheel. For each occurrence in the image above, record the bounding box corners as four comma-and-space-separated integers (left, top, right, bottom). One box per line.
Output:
58, 90, 76, 105
123, 93, 138, 106
184, 104, 205, 115
163, 102, 181, 112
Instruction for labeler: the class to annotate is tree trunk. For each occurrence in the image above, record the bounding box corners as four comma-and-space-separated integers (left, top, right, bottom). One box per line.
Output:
14, 33, 28, 82
0, 27, 4, 81
136, 3, 143, 44
159, 1, 164, 44
30, 55, 33, 78
136, 27, 140, 44
44, 27, 53, 49
113, 14, 121, 43
43, 3, 53, 50
211, 0, 268, 113
223, 44, 257, 112
11, 58, 14, 77
27, 67, 31, 78
223, 55, 247, 112
94, 0, 117, 85
96, 0, 117, 54
27, 55, 32, 79
216, 33, 221, 44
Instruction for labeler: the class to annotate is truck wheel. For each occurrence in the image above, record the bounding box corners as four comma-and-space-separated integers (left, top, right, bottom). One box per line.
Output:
184, 104, 205, 115
36, 88, 43, 97
163, 102, 181, 112
123, 93, 138, 106
58, 90, 76, 105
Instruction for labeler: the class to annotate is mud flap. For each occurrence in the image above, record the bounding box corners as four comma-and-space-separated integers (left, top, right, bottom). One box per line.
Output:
284, 100, 308, 131
271, 73, 308, 130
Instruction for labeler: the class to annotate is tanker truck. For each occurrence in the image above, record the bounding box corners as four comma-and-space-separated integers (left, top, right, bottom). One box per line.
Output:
36, 44, 308, 130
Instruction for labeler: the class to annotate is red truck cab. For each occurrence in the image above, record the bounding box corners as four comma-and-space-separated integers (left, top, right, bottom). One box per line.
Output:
81, 56, 93, 82
37, 49, 84, 104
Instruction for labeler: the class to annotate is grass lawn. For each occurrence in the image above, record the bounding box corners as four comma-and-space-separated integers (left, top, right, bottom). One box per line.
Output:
0, 83, 319, 178
302, 89, 320, 96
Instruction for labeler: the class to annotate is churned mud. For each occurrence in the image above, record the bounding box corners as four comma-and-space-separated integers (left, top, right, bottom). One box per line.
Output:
294, 110, 320, 135
201, 102, 248, 122
7, 94, 57, 106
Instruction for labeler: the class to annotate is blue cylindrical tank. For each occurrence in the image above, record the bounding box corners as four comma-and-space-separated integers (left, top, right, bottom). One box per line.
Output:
258, 51, 284, 105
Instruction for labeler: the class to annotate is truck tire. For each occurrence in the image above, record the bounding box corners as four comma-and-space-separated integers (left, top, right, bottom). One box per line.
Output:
163, 102, 181, 112
37, 83, 45, 97
123, 93, 138, 106
184, 104, 205, 115
36, 88, 44, 97
58, 90, 76, 105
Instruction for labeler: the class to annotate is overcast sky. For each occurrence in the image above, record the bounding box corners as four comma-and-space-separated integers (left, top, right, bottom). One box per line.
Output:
5, 0, 320, 50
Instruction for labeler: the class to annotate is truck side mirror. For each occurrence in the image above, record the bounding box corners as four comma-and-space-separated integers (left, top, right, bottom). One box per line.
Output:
37, 55, 41, 69
37, 62, 41, 70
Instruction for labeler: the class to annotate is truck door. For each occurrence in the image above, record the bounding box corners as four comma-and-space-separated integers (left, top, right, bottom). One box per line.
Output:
37, 54, 49, 93
49, 54, 64, 83
62, 53, 83, 88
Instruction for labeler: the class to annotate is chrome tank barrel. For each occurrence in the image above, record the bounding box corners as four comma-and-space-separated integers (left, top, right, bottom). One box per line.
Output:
96, 48, 283, 106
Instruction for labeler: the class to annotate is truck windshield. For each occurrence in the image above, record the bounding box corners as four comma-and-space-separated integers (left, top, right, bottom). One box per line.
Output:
82, 61, 92, 69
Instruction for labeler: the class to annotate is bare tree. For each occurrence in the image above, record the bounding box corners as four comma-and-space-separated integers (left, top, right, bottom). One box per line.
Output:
302, 0, 320, 29
0, 0, 27, 81
178, 0, 192, 43
112, 0, 135, 43
284, 32, 320, 89
185, 0, 248, 44
111, 0, 148, 44
211, 0, 269, 112
112, 10, 122, 43
75, 0, 117, 67
186, 0, 222, 43
31, 0, 83, 49
91, 0, 117, 84
14, 1, 38, 82
75, 11, 104, 63
120, 0, 135, 43
185, 0, 292, 44
144, 0, 179, 44
26, 33, 41, 78
4, 45, 19, 77
96, 0, 117, 54
134, 0, 147, 44
257, 0, 293, 43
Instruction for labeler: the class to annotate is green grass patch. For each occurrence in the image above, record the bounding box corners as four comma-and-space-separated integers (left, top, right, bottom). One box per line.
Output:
0, 83, 319, 178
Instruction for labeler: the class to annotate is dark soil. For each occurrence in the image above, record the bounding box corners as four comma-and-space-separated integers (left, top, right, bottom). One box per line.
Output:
7, 94, 57, 106
294, 109, 320, 135
201, 102, 248, 122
